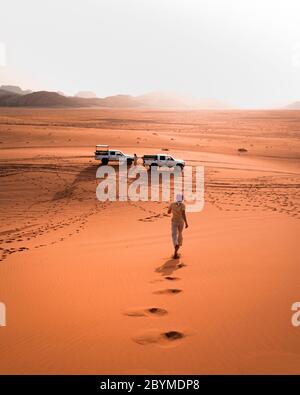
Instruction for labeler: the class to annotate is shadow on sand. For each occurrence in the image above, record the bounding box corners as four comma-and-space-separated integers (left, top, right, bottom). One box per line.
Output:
155, 259, 186, 277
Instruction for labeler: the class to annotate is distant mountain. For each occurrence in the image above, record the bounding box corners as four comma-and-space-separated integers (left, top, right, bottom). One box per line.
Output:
0, 89, 15, 98
137, 92, 231, 109
0, 88, 232, 109
75, 91, 98, 99
0, 85, 32, 95
0, 91, 77, 107
0, 90, 142, 108
0, 89, 20, 104
99, 94, 141, 107
286, 101, 300, 109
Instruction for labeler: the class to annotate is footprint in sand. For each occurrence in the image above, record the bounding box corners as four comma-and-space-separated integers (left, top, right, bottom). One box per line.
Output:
125, 307, 168, 318
153, 288, 182, 295
133, 330, 185, 346
165, 276, 180, 281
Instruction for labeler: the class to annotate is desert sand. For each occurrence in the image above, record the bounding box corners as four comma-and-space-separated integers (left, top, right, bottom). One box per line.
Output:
0, 108, 299, 374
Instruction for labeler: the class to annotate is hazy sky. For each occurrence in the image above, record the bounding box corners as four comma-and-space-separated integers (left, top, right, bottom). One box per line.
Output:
0, 0, 299, 107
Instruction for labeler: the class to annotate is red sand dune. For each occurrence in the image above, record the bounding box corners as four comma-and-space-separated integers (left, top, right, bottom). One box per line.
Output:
0, 108, 299, 374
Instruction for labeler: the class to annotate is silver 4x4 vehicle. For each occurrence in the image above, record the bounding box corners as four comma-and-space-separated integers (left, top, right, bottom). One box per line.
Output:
142, 154, 185, 170
95, 145, 135, 166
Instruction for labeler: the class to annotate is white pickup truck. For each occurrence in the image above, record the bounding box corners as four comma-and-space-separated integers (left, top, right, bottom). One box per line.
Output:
142, 154, 185, 170
95, 145, 135, 165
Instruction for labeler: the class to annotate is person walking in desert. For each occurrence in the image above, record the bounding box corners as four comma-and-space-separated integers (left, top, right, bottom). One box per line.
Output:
168, 193, 188, 259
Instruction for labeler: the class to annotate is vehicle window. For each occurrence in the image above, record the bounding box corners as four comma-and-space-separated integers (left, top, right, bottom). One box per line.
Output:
145, 155, 157, 160
168, 156, 174, 160
110, 151, 115, 155
160, 156, 166, 160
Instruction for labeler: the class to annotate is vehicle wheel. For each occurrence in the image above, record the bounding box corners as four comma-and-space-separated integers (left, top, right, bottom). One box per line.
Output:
127, 159, 133, 166
150, 163, 158, 170
176, 164, 184, 171
101, 158, 108, 165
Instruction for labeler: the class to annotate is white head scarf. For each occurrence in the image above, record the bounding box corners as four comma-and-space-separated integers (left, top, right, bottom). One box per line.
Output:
176, 193, 183, 203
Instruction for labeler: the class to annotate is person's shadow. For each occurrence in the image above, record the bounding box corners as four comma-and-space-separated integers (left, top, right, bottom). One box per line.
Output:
155, 259, 185, 276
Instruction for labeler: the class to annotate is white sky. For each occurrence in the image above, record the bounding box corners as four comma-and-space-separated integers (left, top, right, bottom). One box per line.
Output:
0, 0, 299, 107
